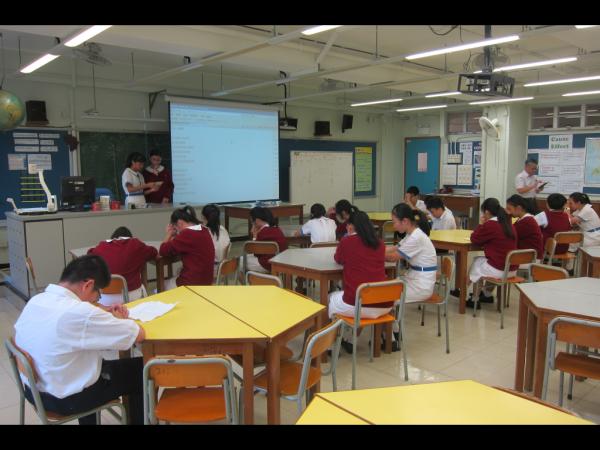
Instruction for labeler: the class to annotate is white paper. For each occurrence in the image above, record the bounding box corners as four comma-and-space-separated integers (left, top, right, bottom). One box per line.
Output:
128, 301, 177, 322
560, 180, 584, 193
447, 154, 462, 164
539, 176, 560, 193
539, 152, 561, 176
14, 139, 39, 145
549, 134, 572, 151
561, 149, 586, 165
418, 152, 428, 172
27, 154, 51, 173
457, 165, 473, 185
8, 154, 26, 171
39, 133, 59, 139
40, 146, 58, 152
473, 151, 481, 166
460, 142, 473, 165
13, 132, 38, 138
15, 146, 39, 153
442, 164, 457, 185
561, 165, 585, 180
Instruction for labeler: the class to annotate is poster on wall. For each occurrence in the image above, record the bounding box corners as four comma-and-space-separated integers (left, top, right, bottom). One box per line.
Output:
354, 146, 373, 192
442, 164, 457, 185
457, 165, 473, 185
549, 134, 573, 151
460, 142, 473, 165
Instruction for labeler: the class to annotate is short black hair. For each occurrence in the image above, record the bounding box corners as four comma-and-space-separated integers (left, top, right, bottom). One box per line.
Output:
149, 150, 162, 158
406, 186, 420, 196
60, 255, 111, 289
424, 196, 444, 210
547, 193, 567, 210
111, 226, 132, 239
126, 152, 146, 168
170, 205, 200, 225
310, 203, 326, 219
250, 206, 276, 226
569, 192, 591, 205
525, 158, 538, 166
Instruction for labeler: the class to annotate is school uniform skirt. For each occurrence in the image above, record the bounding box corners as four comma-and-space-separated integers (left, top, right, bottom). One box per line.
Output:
328, 290, 392, 319
99, 285, 146, 307
469, 256, 516, 283
245, 255, 268, 273
125, 194, 146, 208
398, 270, 437, 304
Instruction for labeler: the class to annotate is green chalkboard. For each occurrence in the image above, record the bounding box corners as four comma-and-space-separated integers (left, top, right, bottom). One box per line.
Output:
80, 131, 170, 202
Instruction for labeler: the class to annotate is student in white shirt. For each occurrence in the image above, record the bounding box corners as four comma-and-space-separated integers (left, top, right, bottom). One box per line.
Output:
424, 196, 457, 230
404, 186, 429, 216
121, 152, 160, 209
201, 204, 231, 275
568, 192, 600, 248
294, 203, 337, 243
13, 255, 145, 425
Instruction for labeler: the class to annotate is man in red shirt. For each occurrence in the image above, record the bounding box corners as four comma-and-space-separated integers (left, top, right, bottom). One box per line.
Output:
144, 150, 174, 204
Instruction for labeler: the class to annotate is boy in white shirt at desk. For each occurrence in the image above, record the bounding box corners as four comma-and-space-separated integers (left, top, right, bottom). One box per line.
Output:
425, 196, 457, 230
294, 203, 337, 243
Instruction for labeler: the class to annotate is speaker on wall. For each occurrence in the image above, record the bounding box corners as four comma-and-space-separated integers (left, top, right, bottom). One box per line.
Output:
342, 114, 353, 133
25, 101, 49, 125
314, 121, 331, 136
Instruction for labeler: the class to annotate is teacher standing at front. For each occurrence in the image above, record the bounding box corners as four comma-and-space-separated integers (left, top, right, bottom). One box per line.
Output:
122, 152, 160, 208
515, 158, 545, 215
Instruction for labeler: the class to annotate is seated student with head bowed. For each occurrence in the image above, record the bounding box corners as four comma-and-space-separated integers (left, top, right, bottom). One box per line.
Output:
505, 194, 544, 262
87, 226, 157, 306
160, 206, 215, 290
467, 198, 517, 307
246, 206, 288, 273
535, 193, 572, 256
14, 255, 145, 424
424, 196, 457, 230
201, 204, 231, 275
567, 192, 600, 247
404, 186, 429, 216
329, 209, 391, 350
327, 199, 355, 241
294, 203, 337, 243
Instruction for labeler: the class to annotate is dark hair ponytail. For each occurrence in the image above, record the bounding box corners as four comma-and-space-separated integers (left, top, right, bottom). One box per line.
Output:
126, 152, 146, 168
250, 206, 276, 226
202, 204, 221, 239
310, 203, 326, 219
481, 197, 514, 238
570, 192, 591, 205
110, 226, 132, 239
170, 205, 200, 225
506, 194, 533, 214
391, 203, 431, 236
347, 210, 380, 249
335, 199, 354, 217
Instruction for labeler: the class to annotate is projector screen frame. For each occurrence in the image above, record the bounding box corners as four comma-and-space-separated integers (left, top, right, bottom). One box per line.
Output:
167, 96, 282, 206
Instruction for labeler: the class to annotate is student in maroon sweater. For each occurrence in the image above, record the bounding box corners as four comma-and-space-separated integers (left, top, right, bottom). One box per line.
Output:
534, 193, 571, 256
88, 226, 158, 306
160, 206, 215, 290
467, 198, 518, 308
329, 208, 391, 351
246, 206, 288, 272
144, 150, 174, 204
506, 194, 544, 260
327, 199, 354, 240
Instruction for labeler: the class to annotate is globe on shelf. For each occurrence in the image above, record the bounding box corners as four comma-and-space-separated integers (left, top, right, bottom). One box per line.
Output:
0, 90, 26, 131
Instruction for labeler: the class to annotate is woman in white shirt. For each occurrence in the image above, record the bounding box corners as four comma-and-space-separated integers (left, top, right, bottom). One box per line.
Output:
201, 204, 231, 275
121, 152, 160, 209
295, 203, 337, 243
568, 192, 600, 247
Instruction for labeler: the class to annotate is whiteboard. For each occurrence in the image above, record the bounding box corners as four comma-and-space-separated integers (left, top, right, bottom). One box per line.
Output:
290, 151, 353, 213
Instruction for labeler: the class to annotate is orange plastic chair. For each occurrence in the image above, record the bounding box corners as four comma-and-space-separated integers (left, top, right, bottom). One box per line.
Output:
215, 257, 240, 285
100, 274, 130, 304
241, 241, 279, 279
143, 356, 237, 424
335, 279, 406, 389
529, 263, 569, 282
474, 249, 536, 329
552, 231, 583, 274
542, 237, 557, 264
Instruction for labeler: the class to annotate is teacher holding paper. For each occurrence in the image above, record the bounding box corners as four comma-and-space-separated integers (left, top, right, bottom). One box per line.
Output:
515, 158, 545, 214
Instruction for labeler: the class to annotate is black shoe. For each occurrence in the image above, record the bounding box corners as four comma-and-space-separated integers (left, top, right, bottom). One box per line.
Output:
391, 341, 400, 352
465, 297, 481, 310
450, 289, 460, 298
479, 292, 494, 303
341, 340, 354, 354
568, 269, 575, 277
393, 332, 400, 342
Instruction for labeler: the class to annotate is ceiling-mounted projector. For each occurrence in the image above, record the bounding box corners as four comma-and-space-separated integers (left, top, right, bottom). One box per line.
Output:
457, 72, 515, 97
279, 117, 298, 131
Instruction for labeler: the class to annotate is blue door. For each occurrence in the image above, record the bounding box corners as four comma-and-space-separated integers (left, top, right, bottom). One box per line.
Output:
405, 137, 441, 195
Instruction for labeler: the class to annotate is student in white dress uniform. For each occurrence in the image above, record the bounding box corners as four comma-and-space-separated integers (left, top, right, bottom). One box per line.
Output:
404, 186, 429, 216
567, 193, 600, 265
201, 204, 231, 276
121, 152, 160, 209
13, 255, 145, 424
294, 203, 337, 243
424, 196, 457, 230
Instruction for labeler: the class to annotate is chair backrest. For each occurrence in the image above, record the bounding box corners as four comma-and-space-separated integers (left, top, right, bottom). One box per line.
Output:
144, 356, 230, 388
6, 337, 38, 383
549, 317, 600, 350
216, 257, 239, 285
309, 241, 338, 248
529, 263, 569, 282
440, 256, 454, 282
25, 257, 42, 295
554, 231, 584, 245
245, 271, 282, 287
101, 274, 129, 303
223, 242, 232, 260
242, 241, 279, 256
502, 249, 537, 278
544, 237, 557, 261
356, 279, 405, 307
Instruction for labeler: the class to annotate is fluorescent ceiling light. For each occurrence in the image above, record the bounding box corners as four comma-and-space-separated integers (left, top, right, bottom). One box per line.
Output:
494, 57, 577, 72
405, 35, 519, 60
524, 75, 600, 87
563, 90, 600, 97
469, 96, 534, 105
575, 25, 597, 29
425, 91, 461, 98
396, 104, 447, 112
301, 26, 341, 36
20, 54, 60, 74
64, 25, 112, 47
351, 98, 403, 107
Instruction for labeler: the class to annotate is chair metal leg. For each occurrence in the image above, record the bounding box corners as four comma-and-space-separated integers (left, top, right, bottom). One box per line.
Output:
369, 326, 374, 363
500, 284, 505, 330
436, 305, 441, 337
421, 305, 425, 326
332, 334, 340, 392
473, 281, 480, 318
568, 374, 574, 400
506, 284, 511, 308
401, 327, 408, 381
352, 328, 358, 390
444, 303, 450, 354
559, 371, 565, 407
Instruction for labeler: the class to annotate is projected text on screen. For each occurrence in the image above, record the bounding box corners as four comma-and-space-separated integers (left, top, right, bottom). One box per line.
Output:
170, 102, 279, 205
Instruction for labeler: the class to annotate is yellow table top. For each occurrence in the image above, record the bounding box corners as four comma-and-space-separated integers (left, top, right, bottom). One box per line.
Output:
127, 287, 265, 341
315, 380, 592, 424
367, 212, 391, 221
296, 397, 369, 425
188, 286, 325, 339
430, 229, 473, 245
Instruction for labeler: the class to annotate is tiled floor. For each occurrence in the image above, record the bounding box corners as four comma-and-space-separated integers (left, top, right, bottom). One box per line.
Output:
2, 239, 600, 424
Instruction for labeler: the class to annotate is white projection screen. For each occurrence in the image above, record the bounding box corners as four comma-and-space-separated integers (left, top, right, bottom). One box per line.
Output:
168, 97, 280, 205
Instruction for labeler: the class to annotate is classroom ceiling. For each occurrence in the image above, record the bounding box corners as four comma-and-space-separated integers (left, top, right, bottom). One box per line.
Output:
1, 25, 600, 112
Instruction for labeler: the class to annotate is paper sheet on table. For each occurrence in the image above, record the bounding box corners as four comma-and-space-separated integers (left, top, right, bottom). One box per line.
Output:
128, 301, 178, 322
